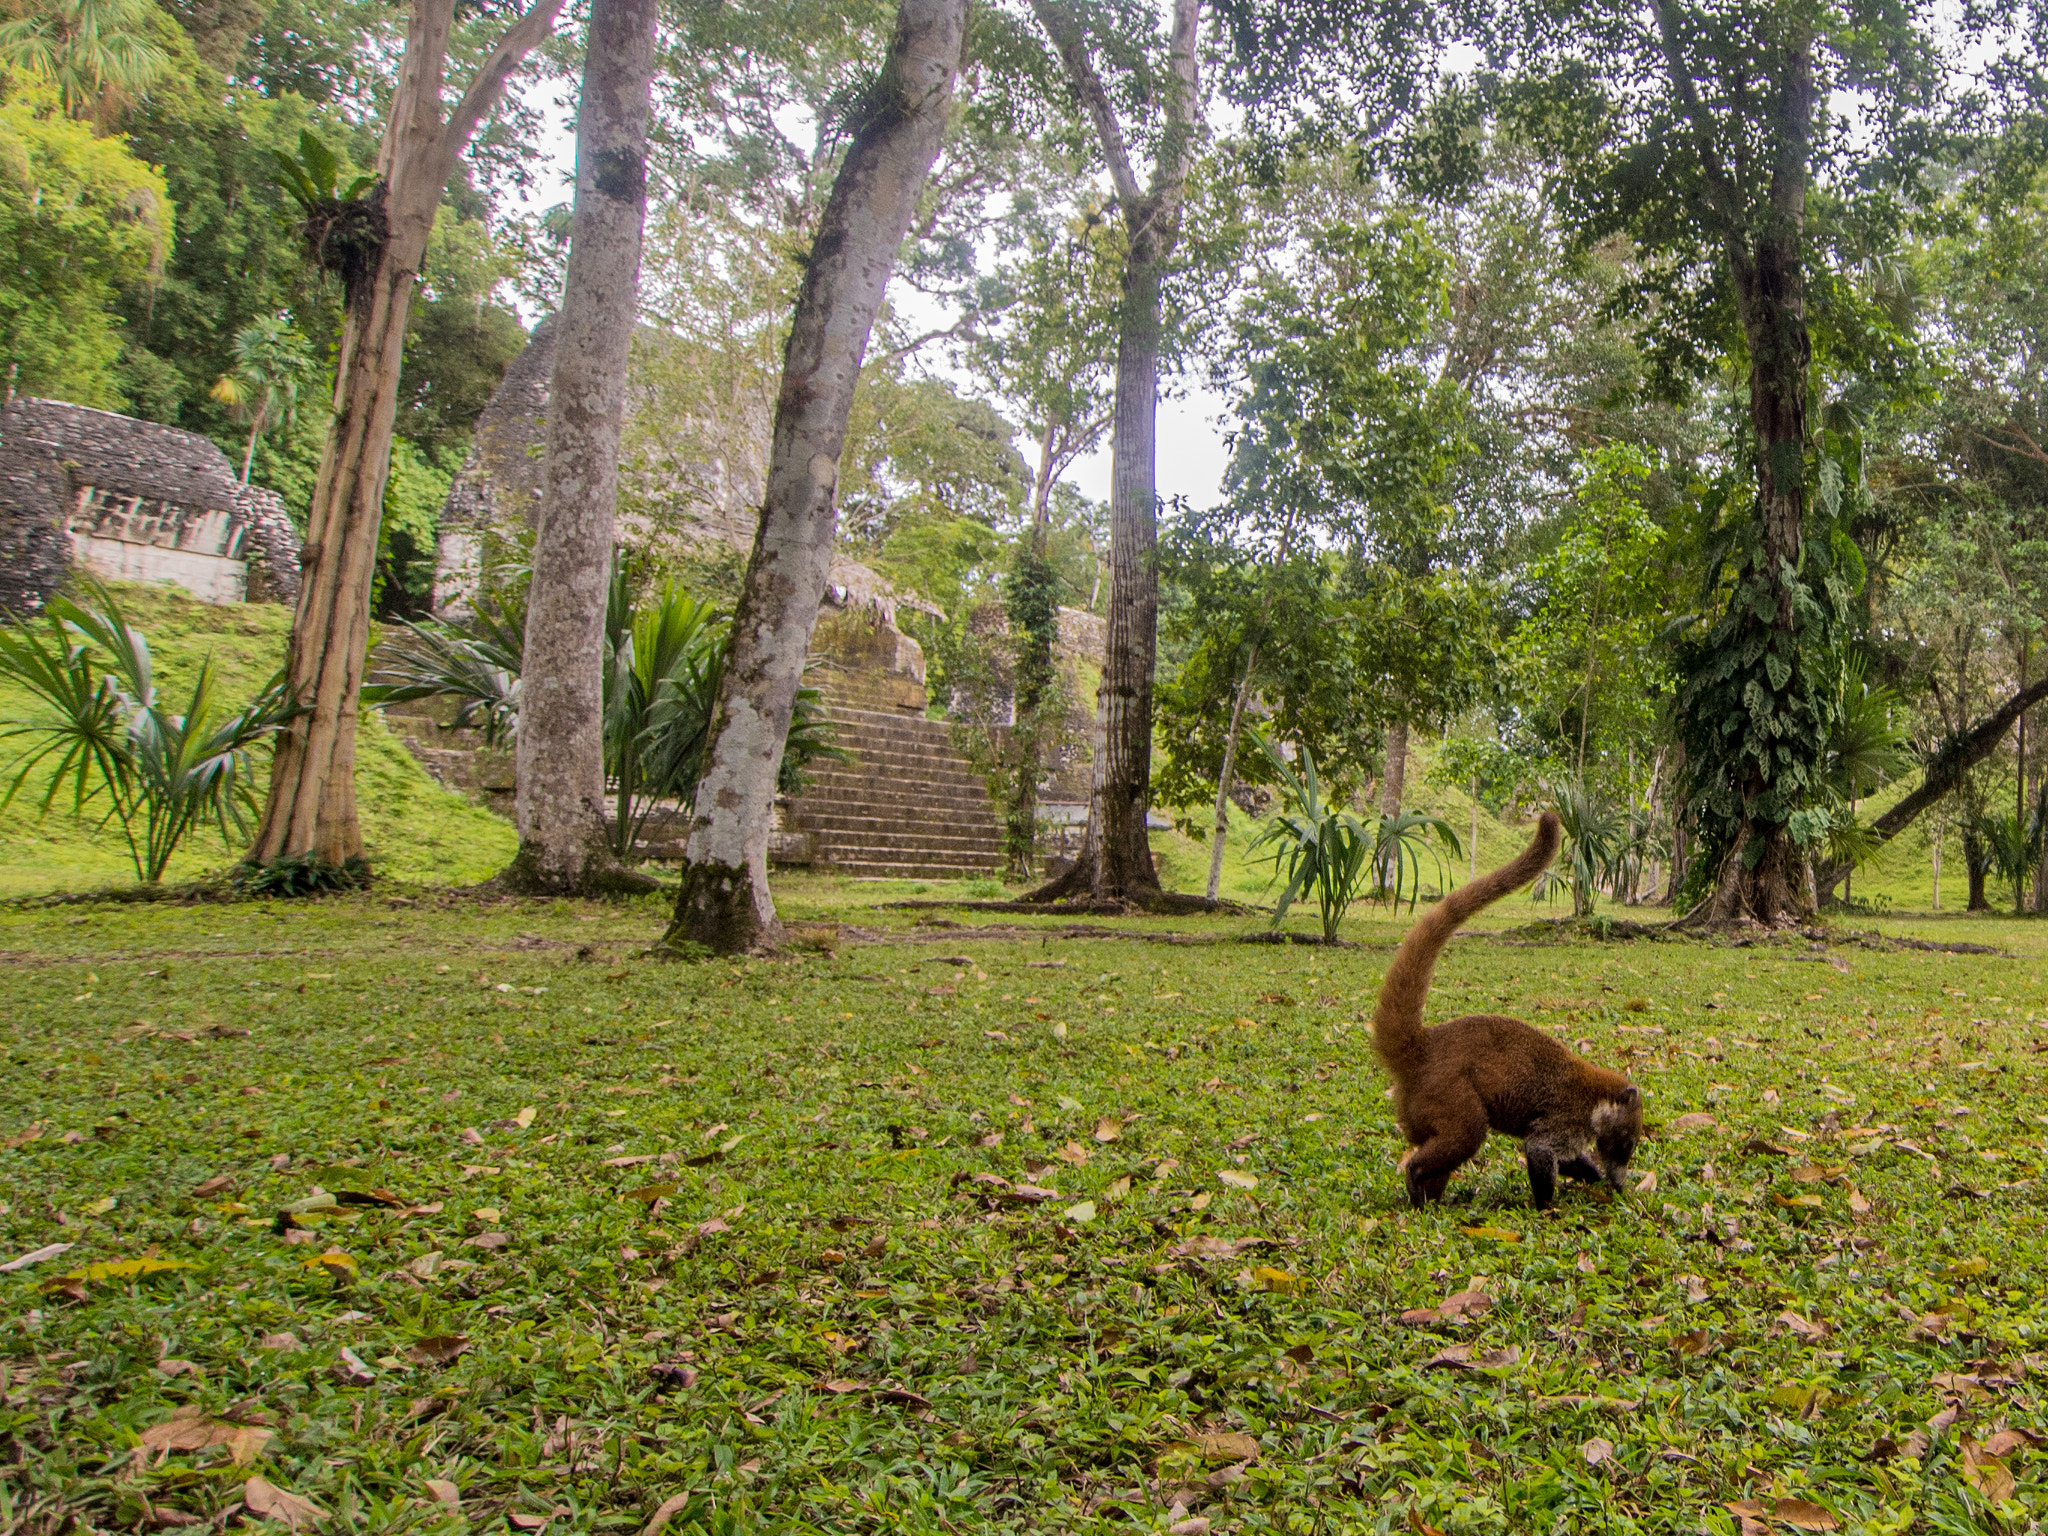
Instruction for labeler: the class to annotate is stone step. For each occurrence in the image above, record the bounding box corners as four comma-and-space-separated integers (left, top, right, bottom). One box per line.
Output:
787, 822, 1002, 854
822, 858, 1002, 879
798, 765, 991, 794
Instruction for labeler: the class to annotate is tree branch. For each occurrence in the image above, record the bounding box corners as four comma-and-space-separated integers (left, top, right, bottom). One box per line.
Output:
435, 0, 570, 185
1030, 0, 1143, 207
1647, 0, 1743, 237
1820, 671, 2048, 893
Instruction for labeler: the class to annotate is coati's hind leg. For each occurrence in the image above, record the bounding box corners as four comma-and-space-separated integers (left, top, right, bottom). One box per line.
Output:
1401, 1097, 1487, 1207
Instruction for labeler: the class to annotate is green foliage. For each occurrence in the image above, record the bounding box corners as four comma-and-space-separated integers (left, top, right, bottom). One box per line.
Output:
229, 848, 369, 895
0, 0, 168, 119
0, 580, 296, 883
1531, 778, 1624, 920
1506, 445, 1672, 791
374, 438, 459, 619
1252, 734, 1460, 939
1250, 736, 1375, 942
1428, 734, 1536, 817
0, 80, 170, 406
208, 313, 315, 479
1674, 451, 1858, 873
268, 125, 382, 303
604, 566, 724, 863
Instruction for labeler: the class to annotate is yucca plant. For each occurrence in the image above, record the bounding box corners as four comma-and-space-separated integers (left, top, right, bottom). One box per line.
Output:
0, 580, 298, 883
605, 568, 724, 860
1251, 736, 1459, 940
1533, 779, 1624, 918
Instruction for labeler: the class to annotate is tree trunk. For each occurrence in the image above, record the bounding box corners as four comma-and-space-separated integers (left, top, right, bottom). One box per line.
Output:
241, 410, 263, 484
1694, 54, 1815, 928
1206, 641, 1259, 901
664, 0, 964, 954
1380, 718, 1408, 817
248, 0, 564, 873
1024, 0, 1199, 908
501, 0, 658, 896
1965, 825, 1990, 911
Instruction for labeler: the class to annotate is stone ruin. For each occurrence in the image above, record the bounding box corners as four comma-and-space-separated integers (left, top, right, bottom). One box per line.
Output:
0, 397, 300, 615
416, 321, 1013, 878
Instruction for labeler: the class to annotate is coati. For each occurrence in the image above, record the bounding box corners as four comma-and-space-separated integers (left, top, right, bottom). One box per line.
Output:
1372, 810, 1641, 1209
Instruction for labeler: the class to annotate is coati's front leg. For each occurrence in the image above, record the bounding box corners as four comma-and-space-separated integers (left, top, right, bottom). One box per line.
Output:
1524, 1134, 1600, 1209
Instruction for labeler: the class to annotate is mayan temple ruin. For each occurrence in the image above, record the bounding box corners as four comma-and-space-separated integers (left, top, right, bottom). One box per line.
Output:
0, 397, 301, 615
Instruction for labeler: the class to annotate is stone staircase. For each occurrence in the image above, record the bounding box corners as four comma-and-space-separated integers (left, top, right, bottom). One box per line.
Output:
782, 704, 1003, 880
375, 699, 515, 816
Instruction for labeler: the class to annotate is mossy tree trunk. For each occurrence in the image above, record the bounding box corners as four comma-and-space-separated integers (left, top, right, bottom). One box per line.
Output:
502, 0, 660, 896
664, 0, 966, 954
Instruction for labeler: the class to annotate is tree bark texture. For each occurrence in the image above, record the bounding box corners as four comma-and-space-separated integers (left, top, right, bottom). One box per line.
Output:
665, 0, 965, 953
249, 0, 564, 870
1025, 0, 1200, 906
503, 0, 658, 896
1379, 718, 1409, 817
1965, 825, 1991, 911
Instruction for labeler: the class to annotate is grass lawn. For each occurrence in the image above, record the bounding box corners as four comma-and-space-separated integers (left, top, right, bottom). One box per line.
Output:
3, 879, 2047, 1536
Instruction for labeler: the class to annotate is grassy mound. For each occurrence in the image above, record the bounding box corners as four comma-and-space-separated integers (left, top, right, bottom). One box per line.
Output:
0, 583, 516, 895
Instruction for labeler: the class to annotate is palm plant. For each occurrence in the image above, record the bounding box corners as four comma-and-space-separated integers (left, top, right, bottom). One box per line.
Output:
0, 0, 167, 118
1251, 735, 1459, 940
362, 580, 525, 747
1533, 779, 1624, 919
209, 317, 316, 483
604, 567, 724, 860
365, 558, 846, 864
0, 580, 297, 882
1980, 809, 2040, 917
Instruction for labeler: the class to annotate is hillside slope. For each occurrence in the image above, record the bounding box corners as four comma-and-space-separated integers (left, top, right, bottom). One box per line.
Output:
0, 584, 516, 894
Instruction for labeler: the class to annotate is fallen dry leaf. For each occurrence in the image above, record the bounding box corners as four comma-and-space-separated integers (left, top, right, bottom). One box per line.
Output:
1171, 1235, 1272, 1262
1961, 1440, 2017, 1503
243, 1477, 328, 1530
1191, 1430, 1258, 1462
1055, 1141, 1091, 1166
0, 1243, 72, 1272
1778, 1310, 1828, 1342
1093, 1117, 1122, 1143
137, 1405, 273, 1465
405, 1335, 471, 1367
423, 1480, 461, 1509
1580, 1437, 1615, 1466
1669, 1113, 1716, 1132
1771, 1497, 1838, 1531
1425, 1345, 1520, 1370
1218, 1170, 1259, 1190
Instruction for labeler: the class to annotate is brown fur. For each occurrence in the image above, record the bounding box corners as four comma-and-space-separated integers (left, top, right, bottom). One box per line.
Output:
1372, 811, 1642, 1209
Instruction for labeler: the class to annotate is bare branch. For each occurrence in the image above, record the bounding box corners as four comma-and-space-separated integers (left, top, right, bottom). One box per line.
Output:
435, 0, 570, 185
1030, 0, 1142, 207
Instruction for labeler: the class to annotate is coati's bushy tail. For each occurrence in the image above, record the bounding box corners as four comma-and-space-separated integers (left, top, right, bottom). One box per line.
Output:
1371, 811, 1562, 1075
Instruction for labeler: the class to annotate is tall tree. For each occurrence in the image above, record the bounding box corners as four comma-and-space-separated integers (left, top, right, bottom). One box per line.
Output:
1023, 0, 1202, 906
501, 0, 660, 896
246, 0, 564, 876
663, 0, 967, 954
1491, 0, 2010, 924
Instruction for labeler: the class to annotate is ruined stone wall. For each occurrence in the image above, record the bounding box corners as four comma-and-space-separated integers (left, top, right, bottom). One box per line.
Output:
0, 397, 303, 613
